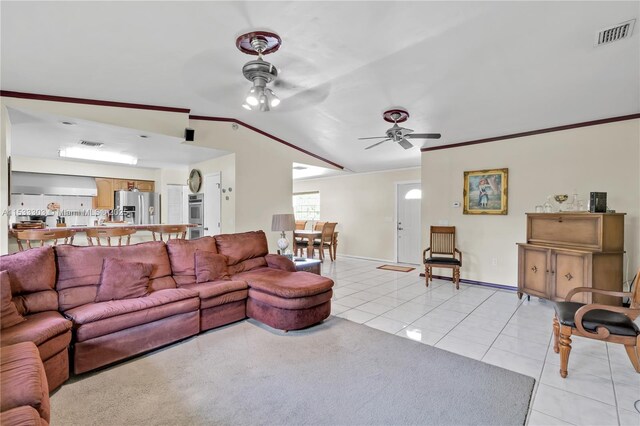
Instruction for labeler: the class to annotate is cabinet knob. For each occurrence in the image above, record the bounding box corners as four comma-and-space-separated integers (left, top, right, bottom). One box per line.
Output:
565, 272, 573, 281
531, 266, 538, 273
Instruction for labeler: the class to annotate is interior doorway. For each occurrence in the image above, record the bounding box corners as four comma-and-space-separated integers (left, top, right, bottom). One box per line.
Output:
396, 182, 422, 264
203, 173, 221, 236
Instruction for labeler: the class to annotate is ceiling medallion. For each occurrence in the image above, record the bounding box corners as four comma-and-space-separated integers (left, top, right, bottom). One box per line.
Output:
236, 31, 282, 112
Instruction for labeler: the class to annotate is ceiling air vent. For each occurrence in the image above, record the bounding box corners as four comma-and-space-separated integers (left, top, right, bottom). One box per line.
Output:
596, 19, 635, 46
292, 166, 308, 170
79, 140, 104, 148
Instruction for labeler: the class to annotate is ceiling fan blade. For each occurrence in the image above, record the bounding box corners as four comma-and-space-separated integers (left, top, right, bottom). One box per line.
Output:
398, 138, 414, 149
406, 133, 441, 139
358, 136, 388, 140
365, 139, 391, 150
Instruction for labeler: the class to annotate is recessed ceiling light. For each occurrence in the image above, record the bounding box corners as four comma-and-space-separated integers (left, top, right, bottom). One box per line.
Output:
60, 121, 76, 126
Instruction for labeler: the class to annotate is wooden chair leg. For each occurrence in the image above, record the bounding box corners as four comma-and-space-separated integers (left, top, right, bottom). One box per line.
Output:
559, 326, 572, 378
624, 344, 640, 373
425, 266, 430, 287
453, 267, 460, 290
552, 316, 560, 354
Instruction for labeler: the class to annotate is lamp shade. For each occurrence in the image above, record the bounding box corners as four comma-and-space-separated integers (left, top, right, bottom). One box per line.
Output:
271, 214, 296, 232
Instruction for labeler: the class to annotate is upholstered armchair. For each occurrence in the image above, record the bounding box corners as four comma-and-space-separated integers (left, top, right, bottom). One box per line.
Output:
552, 269, 640, 378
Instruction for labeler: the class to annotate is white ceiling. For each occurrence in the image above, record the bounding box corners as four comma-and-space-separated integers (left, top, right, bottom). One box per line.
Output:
6, 106, 229, 169
1, 2, 638, 173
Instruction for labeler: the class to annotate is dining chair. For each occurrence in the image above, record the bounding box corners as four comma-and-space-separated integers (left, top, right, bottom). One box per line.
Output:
15, 229, 76, 251
148, 225, 188, 242
313, 222, 337, 261
313, 221, 326, 231
86, 228, 136, 246
295, 220, 307, 230
552, 269, 640, 378
422, 226, 462, 289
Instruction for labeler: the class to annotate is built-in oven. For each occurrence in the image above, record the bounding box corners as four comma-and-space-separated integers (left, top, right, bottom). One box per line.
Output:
188, 193, 204, 239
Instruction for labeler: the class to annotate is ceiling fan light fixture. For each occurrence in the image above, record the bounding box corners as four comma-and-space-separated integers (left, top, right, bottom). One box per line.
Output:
237, 31, 282, 112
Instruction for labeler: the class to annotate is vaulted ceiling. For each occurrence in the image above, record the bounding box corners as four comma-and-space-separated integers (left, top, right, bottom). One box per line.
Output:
2, 1, 638, 172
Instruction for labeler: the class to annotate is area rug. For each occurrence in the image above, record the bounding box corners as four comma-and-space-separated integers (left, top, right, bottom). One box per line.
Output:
377, 264, 415, 272
51, 317, 534, 425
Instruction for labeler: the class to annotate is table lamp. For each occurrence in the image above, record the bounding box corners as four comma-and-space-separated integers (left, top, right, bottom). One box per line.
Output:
271, 213, 296, 252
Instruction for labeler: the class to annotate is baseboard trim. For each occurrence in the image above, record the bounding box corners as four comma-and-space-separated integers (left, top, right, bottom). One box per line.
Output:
338, 254, 399, 264
419, 273, 517, 292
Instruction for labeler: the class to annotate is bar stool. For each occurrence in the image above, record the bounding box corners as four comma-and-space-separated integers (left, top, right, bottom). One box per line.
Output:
86, 228, 136, 246
147, 225, 188, 242
14, 229, 76, 251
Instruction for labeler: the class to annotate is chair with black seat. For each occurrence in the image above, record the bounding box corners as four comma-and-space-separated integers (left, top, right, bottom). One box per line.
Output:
422, 226, 462, 289
552, 269, 640, 378
312, 222, 337, 262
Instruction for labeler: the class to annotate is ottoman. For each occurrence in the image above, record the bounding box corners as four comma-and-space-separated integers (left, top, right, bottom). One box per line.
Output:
234, 268, 334, 331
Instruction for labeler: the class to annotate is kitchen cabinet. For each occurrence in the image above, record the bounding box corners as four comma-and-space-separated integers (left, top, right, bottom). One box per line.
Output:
93, 178, 115, 210
12, 194, 45, 214
135, 180, 155, 192
517, 213, 625, 305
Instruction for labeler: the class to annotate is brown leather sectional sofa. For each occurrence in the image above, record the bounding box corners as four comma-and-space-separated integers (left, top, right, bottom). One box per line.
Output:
1, 230, 333, 424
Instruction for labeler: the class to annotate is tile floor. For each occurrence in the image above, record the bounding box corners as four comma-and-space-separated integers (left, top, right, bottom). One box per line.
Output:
319, 257, 640, 426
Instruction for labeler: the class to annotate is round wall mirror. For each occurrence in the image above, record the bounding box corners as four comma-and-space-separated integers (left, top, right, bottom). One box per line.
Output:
188, 169, 202, 193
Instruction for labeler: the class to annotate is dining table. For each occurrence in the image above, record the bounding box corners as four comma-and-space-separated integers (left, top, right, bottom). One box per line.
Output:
293, 230, 339, 259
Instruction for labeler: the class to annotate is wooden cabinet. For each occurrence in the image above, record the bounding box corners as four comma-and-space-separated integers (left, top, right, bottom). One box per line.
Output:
93, 178, 114, 210
93, 178, 156, 210
517, 213, 624, 305
134, 180, 155, 192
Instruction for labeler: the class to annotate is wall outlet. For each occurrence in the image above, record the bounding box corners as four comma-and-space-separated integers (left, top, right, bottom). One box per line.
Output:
491, 257, 498, 266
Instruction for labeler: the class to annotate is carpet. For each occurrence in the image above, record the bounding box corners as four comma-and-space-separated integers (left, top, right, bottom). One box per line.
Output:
51, 318, 534, 425
377, 264, 415, 272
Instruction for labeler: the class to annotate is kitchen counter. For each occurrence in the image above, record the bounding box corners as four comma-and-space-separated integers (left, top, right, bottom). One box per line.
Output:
10, 223, 195, 233
7, 224, 196, 253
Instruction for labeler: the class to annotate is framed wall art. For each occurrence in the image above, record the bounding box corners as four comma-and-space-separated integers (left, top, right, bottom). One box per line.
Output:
463, 168, 508, 215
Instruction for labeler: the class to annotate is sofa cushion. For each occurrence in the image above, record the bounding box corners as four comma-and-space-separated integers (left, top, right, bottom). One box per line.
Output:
249, 288, 332, 310
215, 231, 269, 266
181, 280, 248, 300
264, 254, 297, 272
67, 289, 200, 342
55, 242, 176, 311
0, 406, 46, 426
0, 247, 58, 314
0, 312, 72, 348
233, 269, 334, 298
167, 237, 217, 285
65, 288, 198, 326
228, 257, 268, 275
195, 251, 230, 283
0, 342, 50, 422
1, 271, 25, 329
95, 258, 153, 302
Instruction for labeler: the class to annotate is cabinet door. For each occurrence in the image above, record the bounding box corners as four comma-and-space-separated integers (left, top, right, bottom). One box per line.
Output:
135, 180, 155, 192
112, 179, 130, 191
94, 178, 114, 210
551, 250, 591, 303
518, 245, 549, 298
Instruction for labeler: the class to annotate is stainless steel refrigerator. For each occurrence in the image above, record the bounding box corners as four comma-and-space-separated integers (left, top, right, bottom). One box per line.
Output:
113, 191, 161, 225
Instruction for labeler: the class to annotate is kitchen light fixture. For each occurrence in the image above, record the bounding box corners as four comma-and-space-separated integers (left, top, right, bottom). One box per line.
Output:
236, 31, 281, 112
59, 147, 138, 165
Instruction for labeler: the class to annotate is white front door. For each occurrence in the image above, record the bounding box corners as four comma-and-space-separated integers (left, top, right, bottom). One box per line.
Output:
397, 182, 422, 264
203, 173, 221, 236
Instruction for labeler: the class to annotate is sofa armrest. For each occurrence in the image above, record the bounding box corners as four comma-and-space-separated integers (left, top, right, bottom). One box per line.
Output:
265, 254, 297, 272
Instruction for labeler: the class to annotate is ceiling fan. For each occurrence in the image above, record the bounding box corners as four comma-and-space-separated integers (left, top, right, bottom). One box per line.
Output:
358, 109, 441, 150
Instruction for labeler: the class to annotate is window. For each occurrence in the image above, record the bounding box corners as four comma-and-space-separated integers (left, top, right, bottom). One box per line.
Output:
293, 192, 320, 221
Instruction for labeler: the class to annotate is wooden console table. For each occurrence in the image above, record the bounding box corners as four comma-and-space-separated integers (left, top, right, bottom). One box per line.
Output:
517, 212, 625, 305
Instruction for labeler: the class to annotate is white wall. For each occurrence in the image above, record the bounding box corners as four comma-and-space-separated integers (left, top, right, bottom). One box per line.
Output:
190, 153, 236, 234
1, 106, 12, 254
293, 168, 421, 262
422, 119, 640, 287
187, 120, 340, 251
